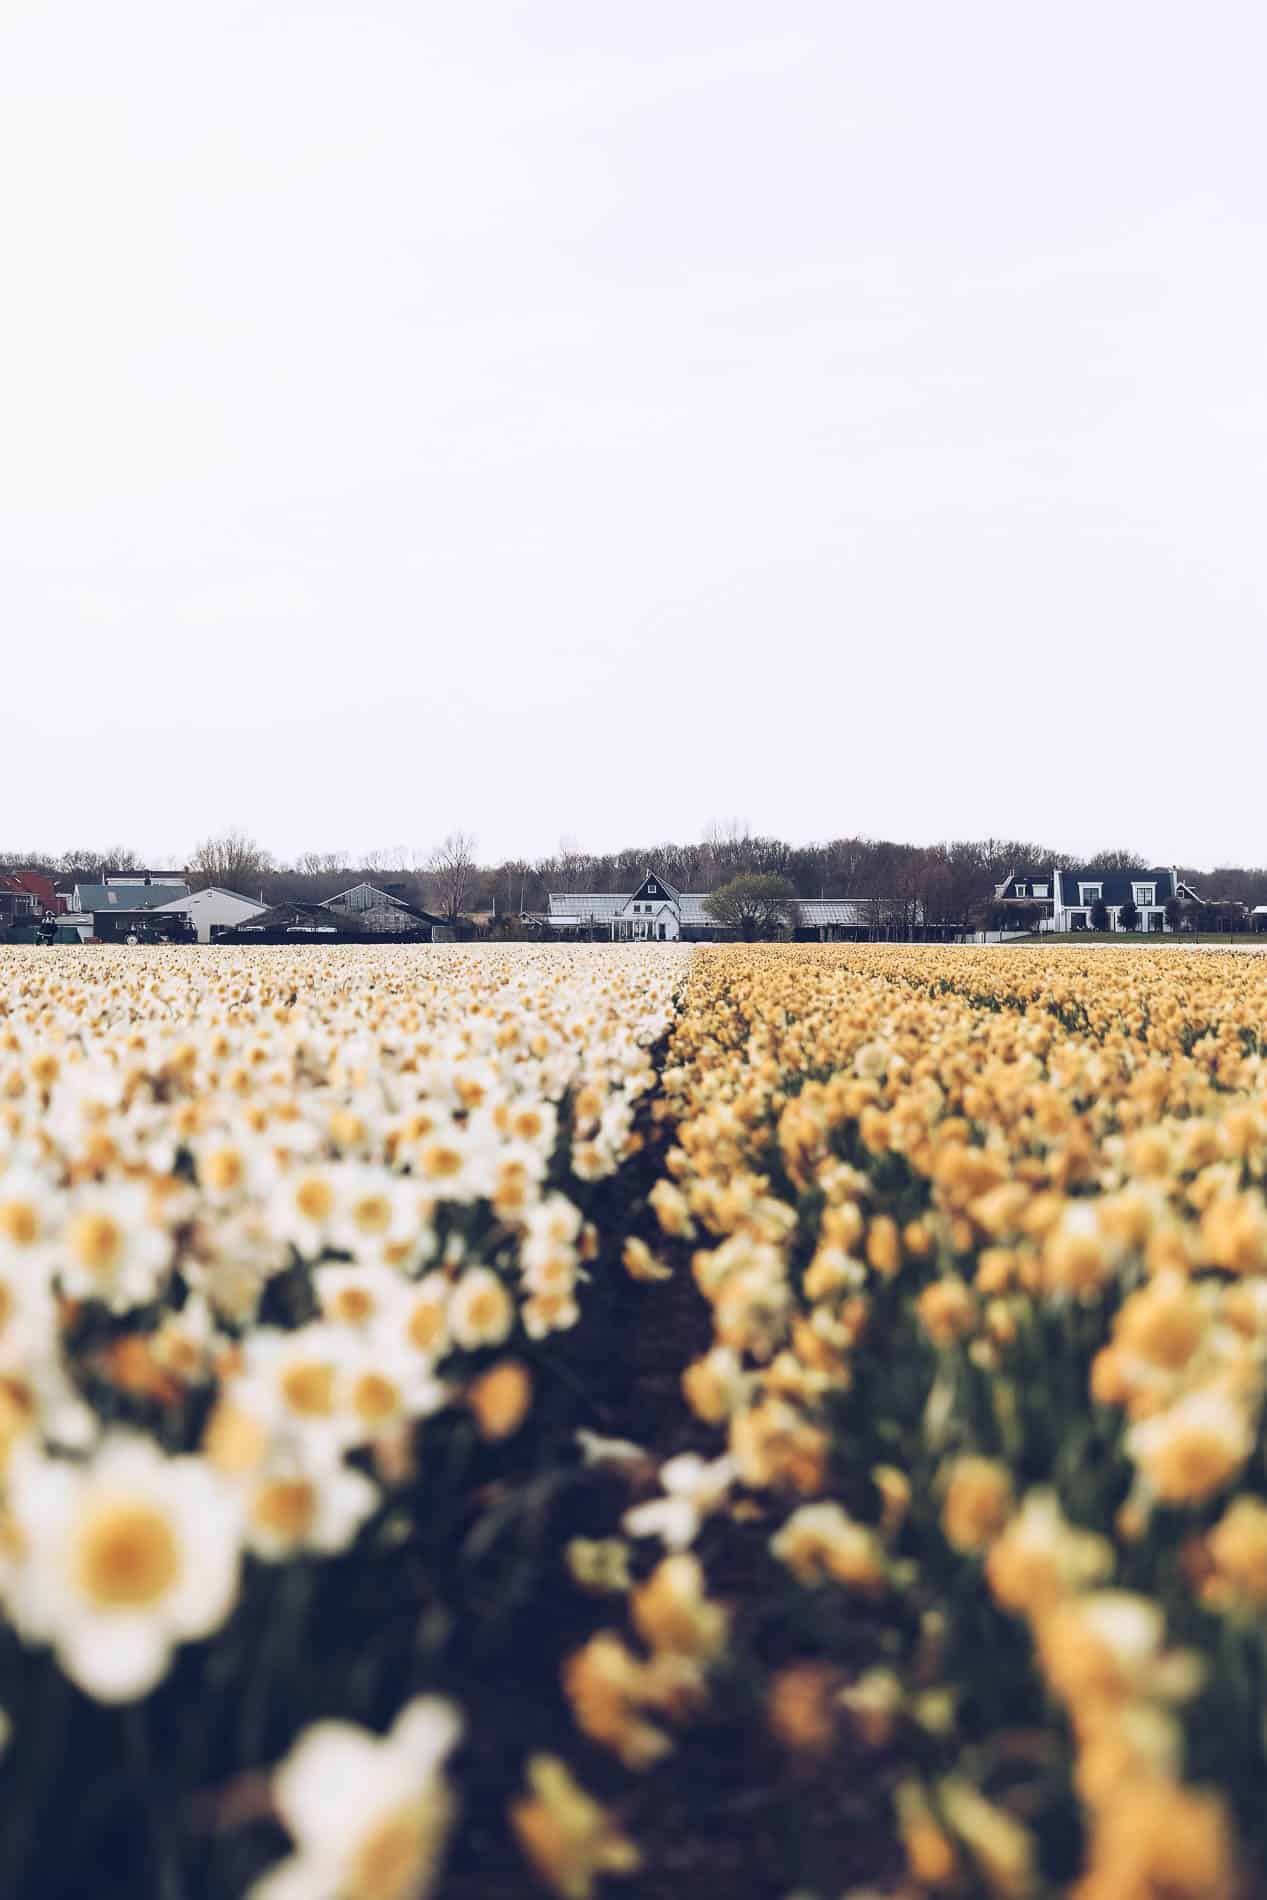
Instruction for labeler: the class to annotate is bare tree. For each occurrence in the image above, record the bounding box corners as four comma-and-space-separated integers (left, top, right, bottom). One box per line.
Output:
499, 858, 533, 916
1084, 848, 1149, 872
187, 831, 273, 893
56, 846, 142, 877
428, 832, 478, 923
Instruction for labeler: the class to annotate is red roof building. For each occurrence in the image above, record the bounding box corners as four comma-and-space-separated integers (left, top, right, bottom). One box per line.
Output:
0, 871, 62, 913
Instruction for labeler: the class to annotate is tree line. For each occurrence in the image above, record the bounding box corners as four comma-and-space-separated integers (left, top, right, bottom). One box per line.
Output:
3, 830, 1264, 929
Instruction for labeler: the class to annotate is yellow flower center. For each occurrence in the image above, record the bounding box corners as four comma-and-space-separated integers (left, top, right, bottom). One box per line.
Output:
76, 1499, 181, 1609
280, 1361, 335, 1417
329, 1111, 366, 1149
352, 1372, 401, 1425
203, 1148, 244, 1192
407, 1301, 445, 1351
0, 1200, 39, 1248
251, 1478, 317, 1545
69, 1210, 125, 1275
295, 1177, 334, 1222
466, 1287, 509, 1331
332, 1286, 375, 1324
351, 1195, 392, 1236
421, 1145, 463, 1181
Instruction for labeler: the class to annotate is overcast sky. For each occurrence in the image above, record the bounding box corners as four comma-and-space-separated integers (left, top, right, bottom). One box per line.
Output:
4, 2, 1265, 869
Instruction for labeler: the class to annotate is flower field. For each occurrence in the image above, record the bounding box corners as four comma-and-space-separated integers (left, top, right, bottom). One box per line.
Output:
2, 944, 1267, 1898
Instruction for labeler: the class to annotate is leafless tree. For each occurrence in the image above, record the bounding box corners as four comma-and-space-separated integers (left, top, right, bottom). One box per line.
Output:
428, 832, 478, 923
187, 831, 273, 893
499, 859, 533, 915
1084, 847, 1149, 873
56, 846, 142, 877
361, 847, 411, 875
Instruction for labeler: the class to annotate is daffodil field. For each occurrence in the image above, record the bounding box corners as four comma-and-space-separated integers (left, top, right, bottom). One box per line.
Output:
3, 944, 1267, 1899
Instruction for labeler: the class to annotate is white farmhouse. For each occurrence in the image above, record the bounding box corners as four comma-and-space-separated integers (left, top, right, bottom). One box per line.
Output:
991, 866, 1209, 932
548, 870, 907, 941
153, 887, 266, 943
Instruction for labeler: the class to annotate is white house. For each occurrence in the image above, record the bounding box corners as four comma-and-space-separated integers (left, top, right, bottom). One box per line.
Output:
153, 887, 266, 943
992, 866, 1208, 933
548, 870, 909, 941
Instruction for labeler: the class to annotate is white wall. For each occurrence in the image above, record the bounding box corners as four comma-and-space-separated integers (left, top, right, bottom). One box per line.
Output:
156, 889, 265, 943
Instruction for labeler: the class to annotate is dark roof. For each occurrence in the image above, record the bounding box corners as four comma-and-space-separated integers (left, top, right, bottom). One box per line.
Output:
218, 901, 440, 941
996, 869, 1055, 900
74, 881, 189, 911
323, 886, 444, 927
1057, 869, 1176, 909
224, 902, 354, 936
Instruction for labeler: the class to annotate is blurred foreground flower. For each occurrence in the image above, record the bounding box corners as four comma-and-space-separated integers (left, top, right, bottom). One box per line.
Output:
6, 1432, 241, 1701
251, 1697, 462, 1900
511, 1754, 640, 1899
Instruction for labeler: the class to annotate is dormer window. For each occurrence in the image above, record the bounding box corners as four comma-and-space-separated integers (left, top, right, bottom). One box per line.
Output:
1033, 883, 1048, 897
1015, 882, 1028, 898
1079, 884, 1102, 904
1133, 884, 1155, 907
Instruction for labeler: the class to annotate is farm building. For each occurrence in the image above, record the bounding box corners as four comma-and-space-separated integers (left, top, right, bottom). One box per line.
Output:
218, 894, 440, 944
215, 902, 354, 942
548, 871, 912, 941
152, 887, 266, 943
324, 883, 445, 935
1, 871, 62, 916
0, 877, 40, 928
67, 872, 190, 914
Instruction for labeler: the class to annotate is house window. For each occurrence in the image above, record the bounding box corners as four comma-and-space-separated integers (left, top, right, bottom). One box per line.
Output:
1033, 883, 1048, 897
1133, 885, 1155, 906
1078, 885, 1101, 904
1070, 912, 1088, 929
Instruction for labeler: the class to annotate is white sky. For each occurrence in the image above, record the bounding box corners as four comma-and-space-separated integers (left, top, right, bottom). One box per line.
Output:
4, 1, 1266, 868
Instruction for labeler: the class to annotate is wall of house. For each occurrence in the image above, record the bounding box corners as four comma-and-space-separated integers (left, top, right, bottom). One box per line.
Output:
170, 891, 265, 943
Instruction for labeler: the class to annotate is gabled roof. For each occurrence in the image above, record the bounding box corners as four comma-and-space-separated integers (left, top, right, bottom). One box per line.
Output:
152, 888, 264, 911
634, 869, 680, 903
1056, 869, 1176, 908
323, 886, 443, 927
993, 868, 1054, 900
224, 902, 353, 936
75, 882, 189, 912
326, 882, 414, 912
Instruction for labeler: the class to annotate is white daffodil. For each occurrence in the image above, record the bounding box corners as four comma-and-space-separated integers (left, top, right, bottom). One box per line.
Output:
0, 1163, 61, 1264
251, 1697, 462, 1900
7, 1434, 242, 1702
448, 1267, 515, 1352
623, 1452, 739, 1550
59, 1182, 174, 1311
243, 1454, 380, 1562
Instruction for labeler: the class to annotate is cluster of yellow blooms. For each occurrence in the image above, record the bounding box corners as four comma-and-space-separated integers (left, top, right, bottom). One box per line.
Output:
632, 945, 1267, 1900
0, 943, 687, 1899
